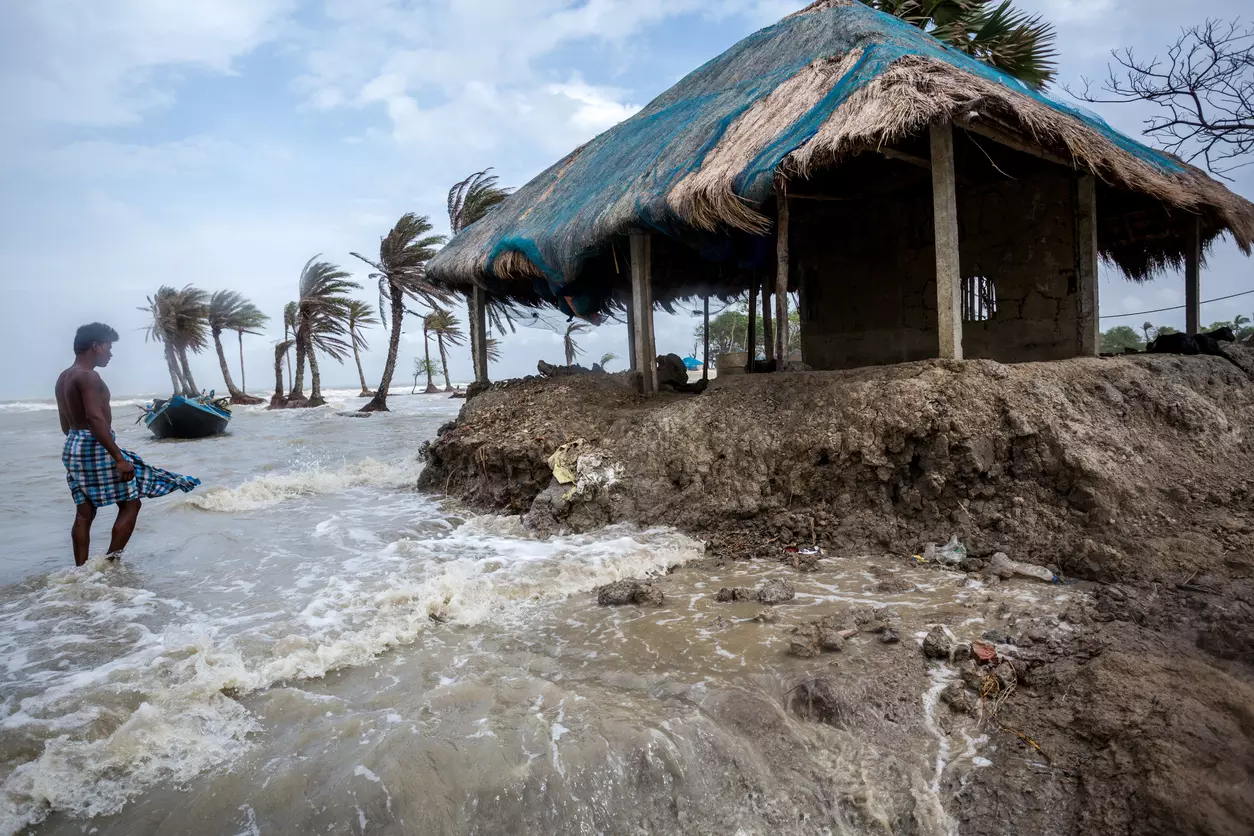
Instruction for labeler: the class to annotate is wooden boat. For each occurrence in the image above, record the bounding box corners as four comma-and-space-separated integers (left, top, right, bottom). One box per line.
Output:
142, 394, 231, 439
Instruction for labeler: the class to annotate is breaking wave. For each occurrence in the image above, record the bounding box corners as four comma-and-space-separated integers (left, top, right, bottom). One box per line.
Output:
0, 521, 701, 834
185, 455, 426, 512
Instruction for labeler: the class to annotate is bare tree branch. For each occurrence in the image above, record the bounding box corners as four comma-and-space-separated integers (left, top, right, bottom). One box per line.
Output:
1067, 19, 1254, 178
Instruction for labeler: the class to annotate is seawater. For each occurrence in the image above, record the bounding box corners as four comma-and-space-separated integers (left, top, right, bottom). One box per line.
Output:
0, 389, 1087, 835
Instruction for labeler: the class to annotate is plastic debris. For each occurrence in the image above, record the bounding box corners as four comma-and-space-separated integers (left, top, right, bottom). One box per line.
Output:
923, 535, 967, 565
971, 641, 998, 663
989, 552, 1056, 583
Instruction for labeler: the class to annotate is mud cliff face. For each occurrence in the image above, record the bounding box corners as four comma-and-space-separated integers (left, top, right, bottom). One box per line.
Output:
422, 351, 1254, 585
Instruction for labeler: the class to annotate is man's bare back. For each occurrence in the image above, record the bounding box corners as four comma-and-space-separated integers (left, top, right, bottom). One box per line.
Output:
56, 366, 112, 433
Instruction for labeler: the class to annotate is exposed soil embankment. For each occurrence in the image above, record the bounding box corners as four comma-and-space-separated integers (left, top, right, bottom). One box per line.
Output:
420, 352, 1254, 835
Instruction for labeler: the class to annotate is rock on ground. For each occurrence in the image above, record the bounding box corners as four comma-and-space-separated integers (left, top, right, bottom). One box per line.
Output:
757, 579, 795, 605
596, 579, 663, 607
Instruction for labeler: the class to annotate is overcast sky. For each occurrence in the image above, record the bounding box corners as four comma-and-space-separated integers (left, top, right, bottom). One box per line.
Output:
1, 0, 1251, 399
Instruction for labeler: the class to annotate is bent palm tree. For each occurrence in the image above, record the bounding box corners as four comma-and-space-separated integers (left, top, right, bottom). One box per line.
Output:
862, 0, 1057, 87
417, 313, 442, 393
599, 352, 618, 370
351, 213, 448, 411
140, 285, 209, 396
283, 301, 298, 393
270, 340, 294, 409
563, 322, 589, 366
292, 257, 360, 407
448, 170, 518, 376
346, 300, 379, 397
208, 290, 269, 404
412, 357, 437, 394
426, 309, 465, 391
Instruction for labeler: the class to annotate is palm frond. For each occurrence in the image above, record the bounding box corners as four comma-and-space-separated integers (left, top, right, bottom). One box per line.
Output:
448, 169, 514, 234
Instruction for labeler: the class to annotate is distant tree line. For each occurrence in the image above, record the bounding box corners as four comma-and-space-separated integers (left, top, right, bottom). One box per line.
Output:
1101, 313, 1252, 353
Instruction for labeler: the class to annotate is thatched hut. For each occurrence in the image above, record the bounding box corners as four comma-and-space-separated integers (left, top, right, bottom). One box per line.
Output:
428, 0, 1254, 393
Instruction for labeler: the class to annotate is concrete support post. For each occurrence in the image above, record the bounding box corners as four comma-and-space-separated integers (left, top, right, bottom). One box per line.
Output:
762, 278, 774, 364
702, 295, 710, 381
1076, 175, 1100, 356
930, 121, 963, 360
626, 294, 638, 373
1185, 216, 1201, 335
775, 181, 790, 367
629, 230, 657, 395
470, 286, 489, 383
747, 272, 759, 370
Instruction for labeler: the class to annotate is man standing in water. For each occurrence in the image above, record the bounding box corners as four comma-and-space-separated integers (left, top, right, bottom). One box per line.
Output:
55, 323, 201, 566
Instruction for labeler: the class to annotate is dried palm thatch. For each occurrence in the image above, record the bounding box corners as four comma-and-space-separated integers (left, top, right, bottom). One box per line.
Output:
427, 0, 1254, 315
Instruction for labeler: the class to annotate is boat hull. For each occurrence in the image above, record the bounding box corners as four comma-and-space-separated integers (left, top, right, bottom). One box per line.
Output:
145, 396, 231, 439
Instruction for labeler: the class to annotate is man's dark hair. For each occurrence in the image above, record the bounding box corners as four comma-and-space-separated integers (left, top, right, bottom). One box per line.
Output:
74, 323, 120, 354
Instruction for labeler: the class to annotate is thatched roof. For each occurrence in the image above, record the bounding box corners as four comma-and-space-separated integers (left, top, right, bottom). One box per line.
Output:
428, 0, 1254, 316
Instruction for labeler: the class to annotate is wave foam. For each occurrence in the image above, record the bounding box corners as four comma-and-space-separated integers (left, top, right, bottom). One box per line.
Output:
0, 523, 702, 833
185, 456, 425, 512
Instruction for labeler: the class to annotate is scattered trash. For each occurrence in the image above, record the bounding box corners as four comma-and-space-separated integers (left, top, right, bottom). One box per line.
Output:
922, 535, 967, 565
971, 641, 998, 664
547, 439, 585, 485
988, 552, 1057, 583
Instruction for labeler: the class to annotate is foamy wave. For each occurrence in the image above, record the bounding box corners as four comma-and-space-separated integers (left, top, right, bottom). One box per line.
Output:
0, 524, 702, 833
185, 456, 425, 511
0, 398, 153, 414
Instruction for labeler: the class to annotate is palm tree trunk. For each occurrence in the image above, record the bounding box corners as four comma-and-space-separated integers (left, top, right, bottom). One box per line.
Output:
269, 343, 288, 409
291, 320, 308, 399
361, 287, 403, 412
162, 343, 182, 395
238, 331, 247, 395
213, 329, 242, 397
308, 345, 324, 406
423, 324, 438, 394
437, 334, 452, 391
352, 335, 371, 397
284, 326, 294, 392
178, 347, 199, 395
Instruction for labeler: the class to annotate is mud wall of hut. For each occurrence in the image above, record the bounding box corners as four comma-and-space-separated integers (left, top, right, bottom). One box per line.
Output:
797, 153, 1084, 370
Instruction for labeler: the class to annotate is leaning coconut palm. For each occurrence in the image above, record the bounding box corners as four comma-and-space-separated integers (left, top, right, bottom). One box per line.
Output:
416, 313, 442, 394
283, 301, 298, 393
350, 214, 449, 412
862, 0, 1057, 87
563, 322, 589, 366
599, 352, 618, 370
426, 309, 465, 391
346, 300, 379, 397
270, 340, 294, 409
140, 285, 210, 396
448, 170, 518, 376
412, 357, 438, 394
207, 290, 269, 404
289, 257, 360, 407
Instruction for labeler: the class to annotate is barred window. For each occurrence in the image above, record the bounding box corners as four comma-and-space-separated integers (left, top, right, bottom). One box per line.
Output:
962, 275, 996, 322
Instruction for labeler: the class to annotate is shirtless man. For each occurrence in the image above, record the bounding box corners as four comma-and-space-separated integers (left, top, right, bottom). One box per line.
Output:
56, 323, 200, 566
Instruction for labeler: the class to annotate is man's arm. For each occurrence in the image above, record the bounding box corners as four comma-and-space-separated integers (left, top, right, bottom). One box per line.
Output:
78, 373, 135, 482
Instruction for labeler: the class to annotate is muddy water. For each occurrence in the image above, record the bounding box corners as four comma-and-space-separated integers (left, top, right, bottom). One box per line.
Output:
0, 391, 1088, 835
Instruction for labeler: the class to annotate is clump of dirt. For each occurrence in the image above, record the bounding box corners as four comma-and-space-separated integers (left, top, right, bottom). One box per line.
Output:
420, 351, 1254, 834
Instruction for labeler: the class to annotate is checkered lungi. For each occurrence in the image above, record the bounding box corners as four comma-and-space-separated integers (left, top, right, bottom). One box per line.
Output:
62, 429, 201, 507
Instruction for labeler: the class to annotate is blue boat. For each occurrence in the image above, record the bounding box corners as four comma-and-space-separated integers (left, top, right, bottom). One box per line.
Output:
142, 394, 231, 439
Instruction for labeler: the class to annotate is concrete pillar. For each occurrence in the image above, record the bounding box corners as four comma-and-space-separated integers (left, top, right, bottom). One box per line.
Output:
471, 285, 489, 383
626, 293, 638, 373
930, 121, 963, 360
702, 295, 710, 381
1076, 175, 1100, 356
747, 272, 759, 370
629, 230, 657, 394
775, 182, 790, 367
762, 278, 774, 364
1185, 216, 1201, 335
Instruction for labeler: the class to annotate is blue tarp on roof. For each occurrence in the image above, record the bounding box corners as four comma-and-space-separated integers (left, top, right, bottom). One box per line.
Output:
429, 0, 1188, 314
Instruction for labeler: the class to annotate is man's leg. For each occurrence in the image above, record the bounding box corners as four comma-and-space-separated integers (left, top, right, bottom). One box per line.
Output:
72, 502, 96, 566
107, 499, 142, 558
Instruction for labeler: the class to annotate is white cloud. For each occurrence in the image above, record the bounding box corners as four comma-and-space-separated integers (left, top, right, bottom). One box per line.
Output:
0, 0, 296, 127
